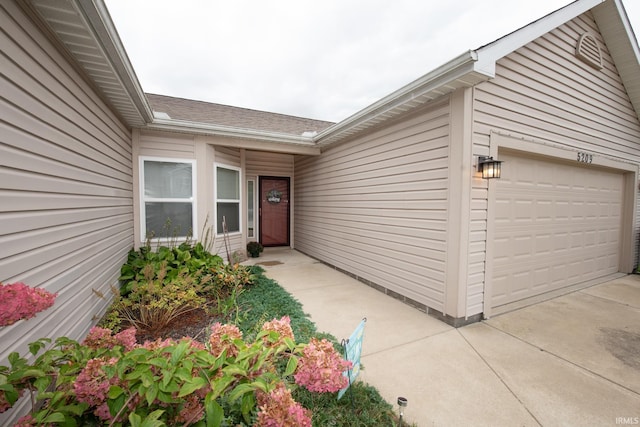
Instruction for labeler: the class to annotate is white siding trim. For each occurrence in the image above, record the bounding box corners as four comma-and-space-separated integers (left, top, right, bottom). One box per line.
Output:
444, 88, 474, 317
214, 162, 243, 236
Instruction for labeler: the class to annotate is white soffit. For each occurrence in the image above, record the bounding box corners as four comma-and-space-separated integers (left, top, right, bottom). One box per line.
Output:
27, 0, 153, 128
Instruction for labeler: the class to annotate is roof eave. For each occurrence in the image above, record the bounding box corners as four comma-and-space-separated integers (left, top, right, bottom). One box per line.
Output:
147, 119, 321, 155
593, 0, 640, 118
79, 0, 154, 125
314, 50, 490, 147
474, 0, 605, 74
24, 0, 153, 128
315, 0, 640, 148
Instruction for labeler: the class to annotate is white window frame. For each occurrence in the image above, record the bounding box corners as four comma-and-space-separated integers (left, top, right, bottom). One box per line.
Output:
247, 179, 256, 239
214, 163, 242, 235
139, 156, 197, 242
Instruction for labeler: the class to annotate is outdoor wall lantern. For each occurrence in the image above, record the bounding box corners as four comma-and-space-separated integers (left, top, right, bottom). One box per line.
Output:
477, 156, 503, 179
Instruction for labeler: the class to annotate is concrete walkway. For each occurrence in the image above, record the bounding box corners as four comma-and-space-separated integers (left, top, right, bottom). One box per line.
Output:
247, 248, 640, 426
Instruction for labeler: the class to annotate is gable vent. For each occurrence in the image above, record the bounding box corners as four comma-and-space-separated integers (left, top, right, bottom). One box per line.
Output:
576, 32, 603, 70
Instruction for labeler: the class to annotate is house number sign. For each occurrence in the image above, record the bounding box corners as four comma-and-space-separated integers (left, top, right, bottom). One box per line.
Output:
577, 152, 593, 164
267, 189, 282, 204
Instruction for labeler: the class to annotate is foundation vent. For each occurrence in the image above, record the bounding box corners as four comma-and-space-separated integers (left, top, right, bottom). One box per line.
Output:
576, 32, 603, 70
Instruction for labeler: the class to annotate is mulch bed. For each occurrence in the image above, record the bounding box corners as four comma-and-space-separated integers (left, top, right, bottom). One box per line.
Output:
134, 308, 215, 344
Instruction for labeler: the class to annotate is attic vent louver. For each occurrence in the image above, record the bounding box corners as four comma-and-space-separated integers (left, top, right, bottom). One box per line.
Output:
575, 32, 603, 70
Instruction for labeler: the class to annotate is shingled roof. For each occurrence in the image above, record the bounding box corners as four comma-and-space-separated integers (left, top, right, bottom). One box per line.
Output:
146, 93, 335, 136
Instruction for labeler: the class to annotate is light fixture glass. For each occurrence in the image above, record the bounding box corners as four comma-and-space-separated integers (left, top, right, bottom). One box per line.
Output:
477, 156, 502, 179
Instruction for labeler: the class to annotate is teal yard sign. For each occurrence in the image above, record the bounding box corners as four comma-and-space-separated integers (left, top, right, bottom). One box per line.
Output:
338, 318, 367, 400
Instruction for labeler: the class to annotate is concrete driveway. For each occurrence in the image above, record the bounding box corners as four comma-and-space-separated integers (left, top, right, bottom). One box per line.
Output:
247, 248, 640, 426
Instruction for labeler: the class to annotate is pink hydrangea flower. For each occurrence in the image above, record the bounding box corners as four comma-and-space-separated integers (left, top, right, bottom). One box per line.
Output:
294, 338, 352, 393
113, 327, 138, 351
175, 393, 205, 424
0, 282, 57, 326
141, 337, 177, 350
256, 382, 311, 427
208, 323, 243, 358
73, 357, 119, 421
261, 316, 294, 347
14, 414, 36, 426
83, 326, 137, 351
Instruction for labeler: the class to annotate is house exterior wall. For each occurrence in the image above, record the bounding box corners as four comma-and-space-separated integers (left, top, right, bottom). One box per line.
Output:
294, 99, 452, 313
246, 151, 294, 177
133, 130, 274, 259
470, 12, 640, 316
0, 1, 134, 420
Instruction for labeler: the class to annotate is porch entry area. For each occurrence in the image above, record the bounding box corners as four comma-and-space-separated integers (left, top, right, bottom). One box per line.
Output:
259, 176, 290, 246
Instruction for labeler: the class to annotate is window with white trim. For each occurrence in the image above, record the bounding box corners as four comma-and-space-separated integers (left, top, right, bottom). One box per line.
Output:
140, 158, 196, 241
247, 179, 255, 238
215, 164, 241, 234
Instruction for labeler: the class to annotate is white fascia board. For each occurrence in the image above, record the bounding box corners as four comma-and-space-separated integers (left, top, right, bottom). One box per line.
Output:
315, 50, 483, 145
612, 0, 640, 59
147, 119, 320, 155
78, 0, 154, 124
594, 0, 640, 116
474, 0, 605, 76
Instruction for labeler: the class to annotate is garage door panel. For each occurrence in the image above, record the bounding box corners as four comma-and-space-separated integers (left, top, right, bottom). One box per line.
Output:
491, 153, 623, 309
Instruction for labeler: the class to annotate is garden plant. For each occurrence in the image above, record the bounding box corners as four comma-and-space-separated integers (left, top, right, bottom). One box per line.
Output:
0, 242, 402, 426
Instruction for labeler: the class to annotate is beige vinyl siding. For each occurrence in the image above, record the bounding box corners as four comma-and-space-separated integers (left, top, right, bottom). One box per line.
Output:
139, 129, 196, 158
246, 151, 294, 177
214, 146, 242, 168
295, 100, 450, 311
466, 187, 490, 315
473, 13, 640, 154
469, 12, 640, 315
0, 3, 133, 422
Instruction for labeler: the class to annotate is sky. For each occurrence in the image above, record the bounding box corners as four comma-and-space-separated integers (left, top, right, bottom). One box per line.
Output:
105, 0, 640, 123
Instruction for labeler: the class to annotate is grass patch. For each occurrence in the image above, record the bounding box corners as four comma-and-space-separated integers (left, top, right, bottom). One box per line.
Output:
237, 266, 408, 426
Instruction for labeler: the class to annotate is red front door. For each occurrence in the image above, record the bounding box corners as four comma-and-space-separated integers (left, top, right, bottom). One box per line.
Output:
259, 177, 290, 246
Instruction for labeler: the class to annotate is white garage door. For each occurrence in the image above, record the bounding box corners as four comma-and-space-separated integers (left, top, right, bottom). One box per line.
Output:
491, 152, 623, 309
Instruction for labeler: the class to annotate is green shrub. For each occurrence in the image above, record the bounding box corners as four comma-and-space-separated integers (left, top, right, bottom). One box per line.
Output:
113, 265, 205, 333
112, 244, 255, 331
119, 242, 223, 297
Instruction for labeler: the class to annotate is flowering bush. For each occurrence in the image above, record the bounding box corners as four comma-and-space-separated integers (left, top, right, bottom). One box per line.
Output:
295, 337, 352, 393
73, 357, 120, 420
0, 282, 57, 327
261, 315, 295, 347
208, 322, 243, 357
0, 317, 351, 426
256, 383, 312, 427
82, 326, 137, 351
